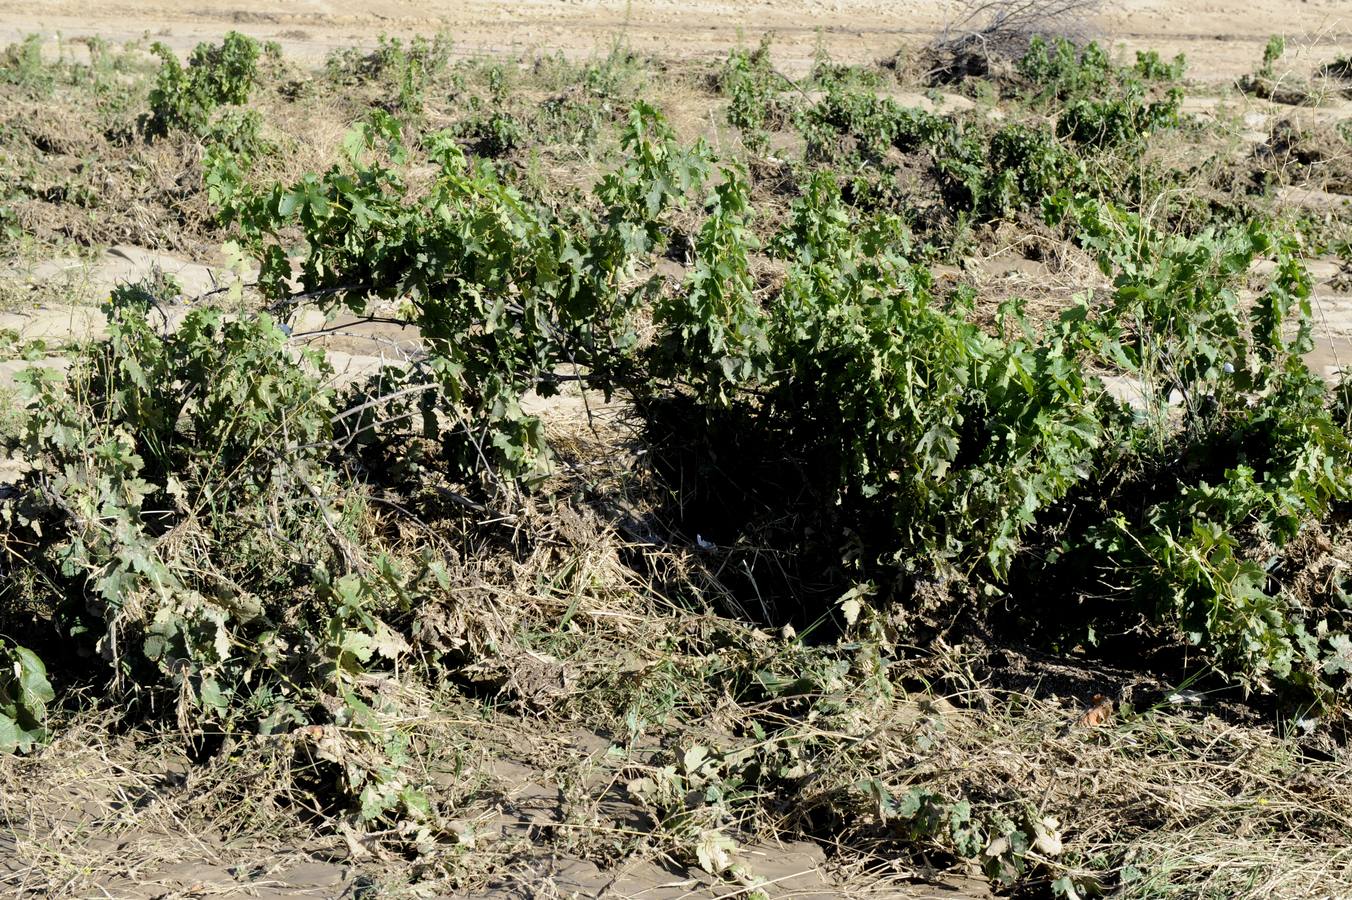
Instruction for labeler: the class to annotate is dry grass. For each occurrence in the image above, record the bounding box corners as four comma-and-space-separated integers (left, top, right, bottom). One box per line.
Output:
5, 439, 1352, 898
909, 677, 1352, 897
0, 709, 313, 897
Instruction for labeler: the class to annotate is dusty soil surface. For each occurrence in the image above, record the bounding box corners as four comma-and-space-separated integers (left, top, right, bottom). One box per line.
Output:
0, 0, 1349, 80
0, 711, 994, 899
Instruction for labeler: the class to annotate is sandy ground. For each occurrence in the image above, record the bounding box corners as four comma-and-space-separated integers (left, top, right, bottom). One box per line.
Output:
0, 0, 1349, 80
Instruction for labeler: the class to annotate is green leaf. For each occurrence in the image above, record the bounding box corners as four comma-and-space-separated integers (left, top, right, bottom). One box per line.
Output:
12, 647, 54, 707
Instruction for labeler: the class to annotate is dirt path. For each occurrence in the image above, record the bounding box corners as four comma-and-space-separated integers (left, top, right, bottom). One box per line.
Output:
1, 0, 1349, 80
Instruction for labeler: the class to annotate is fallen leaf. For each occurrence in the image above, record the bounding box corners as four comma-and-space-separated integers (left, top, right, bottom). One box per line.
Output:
1074, 694, 1114, 727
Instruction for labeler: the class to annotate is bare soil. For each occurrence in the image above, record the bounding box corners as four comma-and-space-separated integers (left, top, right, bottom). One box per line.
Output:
0, 0, 1349, 80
